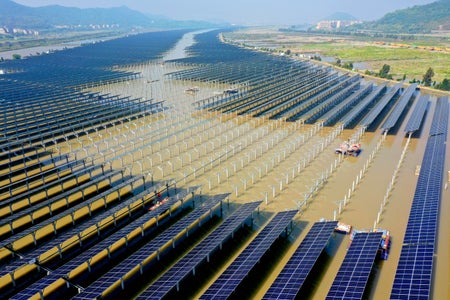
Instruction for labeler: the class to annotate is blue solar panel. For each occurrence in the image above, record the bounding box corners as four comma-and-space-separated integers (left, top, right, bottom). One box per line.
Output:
72, 193, 228, 300
391, 97, 448, 299
0, 176, 158, 280
135, 201, 262, 300
200, 210, 298, 299
10, 187, 202, 300
0, 176, 141, 249
340, 83, 386, 128
391, 244, 434, 299
404, 94, 429, 133
429, 96, 449, 136
0, 168, 120, 228
326, 232, 382, 300
381, 83, 418, 131
263, 221, 338, 300
359, 82, 402, 128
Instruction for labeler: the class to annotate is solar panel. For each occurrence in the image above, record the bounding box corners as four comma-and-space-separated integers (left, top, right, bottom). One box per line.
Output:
429, 96, 449, 136
263, 221, 338, 300
390, 244, 434, 299
340, 83, 386, 128
1, 181, 165, 278
404, 94, 429, 133
321, 83, 373, 126
0, 176, 141, 249
10, 187, 203, 299
391, 97, 447, 299
326, 232, 382, 300
135, 201, 262, 300
200, 210, 298, 299
381, 83, 418, 131
359, 82, 402, 128
72, 193, 228, 300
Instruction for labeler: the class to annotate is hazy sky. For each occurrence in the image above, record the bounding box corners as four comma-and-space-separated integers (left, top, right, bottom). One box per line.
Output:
14, 0, 438, 25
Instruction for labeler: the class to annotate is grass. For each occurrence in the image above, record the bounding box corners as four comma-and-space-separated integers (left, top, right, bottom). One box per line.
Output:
224, 29, 450, 83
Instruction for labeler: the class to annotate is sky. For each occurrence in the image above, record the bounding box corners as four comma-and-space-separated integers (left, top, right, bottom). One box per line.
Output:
13, 0, 438, 25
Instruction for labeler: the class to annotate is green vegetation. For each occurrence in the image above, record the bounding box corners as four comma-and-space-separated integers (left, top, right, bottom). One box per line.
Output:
224, 29, 450, 92
353, 0, 450, 33
423, 67, 435, 87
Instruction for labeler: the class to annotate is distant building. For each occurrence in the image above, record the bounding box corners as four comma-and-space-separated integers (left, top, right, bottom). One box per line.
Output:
316, 20, 362, 30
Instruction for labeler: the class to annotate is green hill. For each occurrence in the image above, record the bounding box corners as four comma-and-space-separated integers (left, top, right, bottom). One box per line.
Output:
355, 0, 450, 33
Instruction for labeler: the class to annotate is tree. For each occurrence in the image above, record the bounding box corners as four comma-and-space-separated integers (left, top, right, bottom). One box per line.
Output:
12, 54, 21, 60
342, 62, 353, 70
422, 67, 434, 87
437, 78, 450, 91
378, 64, 391, 78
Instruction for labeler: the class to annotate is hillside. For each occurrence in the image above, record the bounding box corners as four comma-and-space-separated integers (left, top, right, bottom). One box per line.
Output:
355, 0, 450, 33
0, 0, 218, 31
322, 12, 357, 21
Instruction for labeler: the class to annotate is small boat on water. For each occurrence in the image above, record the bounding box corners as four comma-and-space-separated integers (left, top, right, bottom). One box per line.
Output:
335, 141, 361, 156
374, 228, 390, 250
184, 86, 199, 94
334, 221, 352, 234
223, 88, 238, 94
373, 228, 390, 260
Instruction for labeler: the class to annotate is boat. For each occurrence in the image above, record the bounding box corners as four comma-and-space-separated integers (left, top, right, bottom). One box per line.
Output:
373, 228, 390, 260
374, 228, 390, 250
223, 88, 238, 94
334, 221, 352, 234
335, 141, 361, 156
184, 86, 199, 94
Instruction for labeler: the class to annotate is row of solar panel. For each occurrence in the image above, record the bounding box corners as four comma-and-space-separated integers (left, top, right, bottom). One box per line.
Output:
391, 96, 449, 299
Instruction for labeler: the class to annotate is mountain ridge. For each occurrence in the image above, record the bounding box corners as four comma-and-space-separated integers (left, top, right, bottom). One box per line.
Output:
355, 0, 450, 33
0, 0, 219, 31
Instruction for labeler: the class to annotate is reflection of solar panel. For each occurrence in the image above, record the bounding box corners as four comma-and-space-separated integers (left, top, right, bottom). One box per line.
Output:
200, 210, 297, 299
404, 94, 429, 133
381, 83, 418, 131
74, 193, 227, 300
326, 232, 382, 300
263, 221, 337, 300
136, 201, 262, 300
390, 244, 433, 299
391, 97, 448, 299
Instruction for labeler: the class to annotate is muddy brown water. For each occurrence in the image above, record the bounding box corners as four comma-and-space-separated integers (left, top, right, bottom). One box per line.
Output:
87, 62, 449, 299
1, 53, 448, 299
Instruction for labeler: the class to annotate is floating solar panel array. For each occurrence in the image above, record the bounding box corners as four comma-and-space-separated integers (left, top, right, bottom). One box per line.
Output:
381, 83, 418, 131
72, 193, 228, 300
391, 96, 448, 299
339, 83, 386, 129
200, 210, 298, 299
359, 82, 403, 128
326, 232, 383, 300
8, 186, 203, 300
321, 83, 373, 126
263, 220, 337, 299
136, 201, 262, 299
0, 30, 188, 89
404, 94, 430, 134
